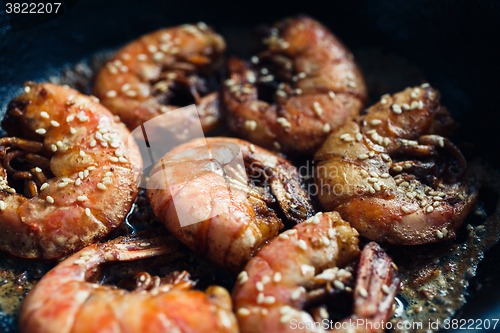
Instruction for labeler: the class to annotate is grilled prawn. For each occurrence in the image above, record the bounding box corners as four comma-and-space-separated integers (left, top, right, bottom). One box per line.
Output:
314, 85, 479, 245
223, 16, 367, 155
19, 233, 238, 333
147, 137, 314, 272
232, 212, 399, 333
0, 83, 142, 259
93, 23, 226, 133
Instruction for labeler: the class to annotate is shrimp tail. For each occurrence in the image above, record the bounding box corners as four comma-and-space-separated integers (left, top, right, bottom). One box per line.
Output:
353, 242, 399, 326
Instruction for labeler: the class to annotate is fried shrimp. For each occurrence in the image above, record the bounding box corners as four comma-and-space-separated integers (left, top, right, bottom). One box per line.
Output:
223, 16, 367, 155
0, 83, 142, 258
19, 233, 238, 333
93, 23, 226, 133
147, 137, 314, 272
314, 85, 479, 245
232, 212, 399, 333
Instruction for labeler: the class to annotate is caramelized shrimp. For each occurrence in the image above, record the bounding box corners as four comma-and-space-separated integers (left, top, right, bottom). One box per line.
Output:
232, 212, 399, 333
314, 85, 479, 245
19, 233, 238, 333
93, 23, 226, 133
223, 16, 367, 155
147, 137, 314, 272
0, 83, 142, 258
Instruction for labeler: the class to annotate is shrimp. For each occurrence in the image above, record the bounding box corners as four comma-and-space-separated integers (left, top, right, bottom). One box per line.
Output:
147, 137, 314, 272
232, 211, 399, 333
19, 232, 238, 333
223, 16, 367, 155
314, 85, 479, 245
0, 82, 142, 258
93, 23, 226, 134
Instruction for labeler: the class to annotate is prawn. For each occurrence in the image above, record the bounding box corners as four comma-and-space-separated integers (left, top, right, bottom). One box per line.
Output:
232, 211, 399, 333
314, 85, 479, 245
19, 232, 238, 333
93, 23, 226, 134
223, 16, 367, 155
0, 82, 142, 258
147, 137, 314, 272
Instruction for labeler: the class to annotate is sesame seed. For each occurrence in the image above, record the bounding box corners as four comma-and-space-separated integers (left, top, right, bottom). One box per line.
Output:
312, 215, 320, 224
371, 119, 382, 125
244, 120, 257, 131
0, 201, 5, 211
85, 208, 91, 217
77, 195, 87, 202
90, 140, 96, 147
347, 81, 357, 88
51, 145, 57, 152
411, 101, 419, 109
421, 83, 430, 88
328, 228, 335, 239
83, 170, 89, 178
237, 308, 251, 317
35, 128, 46, 135
426, 206, 434, 213
436, 230, 444, 238
393, 166, 403, 172
79, 151, 86, 157
119, 157, 128, 163
24, 86, 31, 93
380, 173, 390, 178
323, 123, 331, 133
368, 151, 375, 157
297, 239, 307, 250
418, 101, 424, 109
273, 142, 281, 150
97, 183, 107, 190
40, 111, 50, 119
40, 183, 49, 190
374, 182, 381, 191
297, 72, 306, 79
51, 120, 60, 127
322, 236, 330, 246
264, 296, 276, 304
46, 196, 54, 204
137, 54, 148, 61
382, 285, 391, 294
262, 275, 271, 284
392, 105, 402, 114
257, 293, 265, 304
276, 117, 291, 129
401, 206, 409, 213
238, 271, 248, 284
359, 286, 368, 298
249, 144, 256, 153
313, 102, 323, 116
106, 90, 117, 98
273, 272, 282, 282
256, 282, 264, 291
109, 157, 118, 162
291, 288, 302, 300
58, 182, 68, 188
333, 280, 345, 290
358, 154, 368, 160
402, 103, 410, 110
367, 177, 378, 183
328, 91, 336, 99
279, 233, 289, 240
251, 56, 259, 64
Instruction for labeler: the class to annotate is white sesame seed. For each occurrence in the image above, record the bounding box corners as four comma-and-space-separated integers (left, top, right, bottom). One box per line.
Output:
426, 206, 434, 213
256, 282, 264, 291
51, 120, 60, 127
46, 196, 54, 204
401, 206, 409, 213
359, 286, 368, 298
257, 293, 265, 304
251, 56, 259, 64
106, 90, 117, 98
273, 272, 282, 282
83, 170, 89, 178
279, 233, 289, 240
276, 117, 291, 129
291, 288, 302, 300
323, 123, 331, 133
297, 239, 307, 250
109, 157, 118, 162
77, 195, 88, 202
328, 228, 335, 239
369, 151, 375, 157
421, 83, 430, 88
313, 102, 323, 117
244, 120, 257, 131
322, 236, 330, 246
380, 173, 390, 178
238, 271, 248, 284
402, 103, 410, 110
436, 230, 444, 238
392, 105, 402, 114
418, 101, 424, 109
119, 157, 128, 163
374, 182, 381, 191
328, 91, 336, 99
0, 201, 5, 211
237, 308, 251, 317
85, 208, 91, 217
79, 151, 85, 157
368, 177, 378, 183
334, 280, 345, 290
382, 285, 391, 294
40, 183, 49, 190
35, 128, 46, 135
371, 119, 382, 125
58, 182, 68, 188
273, 141, 281, 150
75, 178, 81, 187
358, 154, 368, 160
393, 166, 403, 172
51, 145, 57, 152
24, 86, 31, 93
264, 296, 276, 304
40, 111, 50, 119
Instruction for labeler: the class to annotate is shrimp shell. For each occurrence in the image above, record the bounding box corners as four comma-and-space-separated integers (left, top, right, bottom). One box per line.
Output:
224, 16, 367, 154
0, 83, 142, 258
